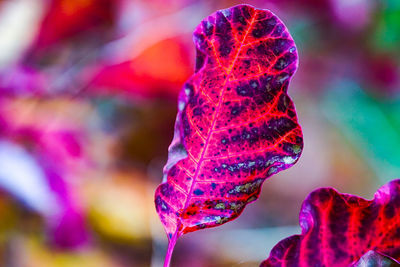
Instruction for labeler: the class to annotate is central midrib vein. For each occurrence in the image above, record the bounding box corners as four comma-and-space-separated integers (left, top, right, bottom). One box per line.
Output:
174, 12, 258, 236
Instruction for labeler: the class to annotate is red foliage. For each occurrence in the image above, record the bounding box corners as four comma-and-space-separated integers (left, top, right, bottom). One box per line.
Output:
90, 37, 193, 99
34, 0, 116, 48
262, 179, 400, 267
154, 3, 303, 259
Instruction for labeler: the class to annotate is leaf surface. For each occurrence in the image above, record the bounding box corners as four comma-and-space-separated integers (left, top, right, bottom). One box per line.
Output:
352, 251, 400, 267
154, 3, 302, 254
261, 179, 400, 267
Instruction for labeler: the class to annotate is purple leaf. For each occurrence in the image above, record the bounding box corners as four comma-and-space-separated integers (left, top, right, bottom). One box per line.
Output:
262, 179, 400, 267
154, 4, 302, 266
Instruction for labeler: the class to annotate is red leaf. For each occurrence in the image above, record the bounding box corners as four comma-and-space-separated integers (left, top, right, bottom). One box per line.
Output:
154, 4, 302, 264
34, 0, 115, 48
261, 179, 400, 267
89, 37, 193, 100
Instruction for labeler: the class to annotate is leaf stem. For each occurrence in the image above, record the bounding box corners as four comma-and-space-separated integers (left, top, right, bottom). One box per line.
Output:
164, 232, 178, 267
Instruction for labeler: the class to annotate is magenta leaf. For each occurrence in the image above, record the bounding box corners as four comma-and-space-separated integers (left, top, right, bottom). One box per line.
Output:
261, 179, 400, 267
154, 4, 302, 265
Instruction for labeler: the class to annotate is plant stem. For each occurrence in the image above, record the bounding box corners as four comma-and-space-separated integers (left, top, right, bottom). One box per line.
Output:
164, 232, 178, 267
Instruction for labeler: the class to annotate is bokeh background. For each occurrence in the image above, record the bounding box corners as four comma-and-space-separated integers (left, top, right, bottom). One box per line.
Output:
0, 0, 399, 266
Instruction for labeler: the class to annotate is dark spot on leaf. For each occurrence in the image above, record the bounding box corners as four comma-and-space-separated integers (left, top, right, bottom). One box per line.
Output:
236, 83, 253, 97
195, 49, 207, 72
251, 17, 276, 39
193, 189, 204, 196
202, 20, 214, 37
169, 166, 178, 177
155, 196, 171, 213
272, 38, 293, 56
193, 107, 203, 116
384, 203, 395, 219
181, 112, 191, 136
273, 53, 296, 71
277, 94, 290, 112
271, 24, 283, 37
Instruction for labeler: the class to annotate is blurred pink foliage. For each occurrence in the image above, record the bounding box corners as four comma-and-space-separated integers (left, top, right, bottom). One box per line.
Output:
0, 0, 397, 265
0, 97, 88, 248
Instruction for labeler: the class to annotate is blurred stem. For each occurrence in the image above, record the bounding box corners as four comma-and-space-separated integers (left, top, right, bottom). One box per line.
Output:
164, 232, 178, 267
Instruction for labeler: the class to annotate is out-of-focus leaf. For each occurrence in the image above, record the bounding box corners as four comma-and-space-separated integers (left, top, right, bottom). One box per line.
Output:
322, 80, 400, 183
0, 66, 48, 96
33, 0, 116, 49
0, 98, 92, 248
360, 55, 400, 96
261, 179, 400, 267
352, 251, 400, 267
0, 98, 90, 169
330, 0, 375, 30
48, 207, 88, 249
0, 140, 87, 249
154, 4, 303, 264
371, 0, 400, 53
89, 37, 193, 100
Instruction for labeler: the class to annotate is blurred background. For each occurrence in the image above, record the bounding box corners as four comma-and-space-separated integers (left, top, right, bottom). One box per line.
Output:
0, 0, 398, 266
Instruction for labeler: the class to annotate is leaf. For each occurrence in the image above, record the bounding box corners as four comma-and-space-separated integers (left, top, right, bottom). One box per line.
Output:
0, 141, 88, 248
89, 37, 193, 100
371, 1, 400, 53
154, 4, 303, 265
261, 179, 400, 267
0, 98, 90, 248
352, 251, 400, 267
33, 0, 115, 48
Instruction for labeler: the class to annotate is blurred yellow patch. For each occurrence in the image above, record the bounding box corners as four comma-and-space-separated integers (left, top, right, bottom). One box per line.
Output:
18, 238, 122, 267
84, 170, 153, 243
